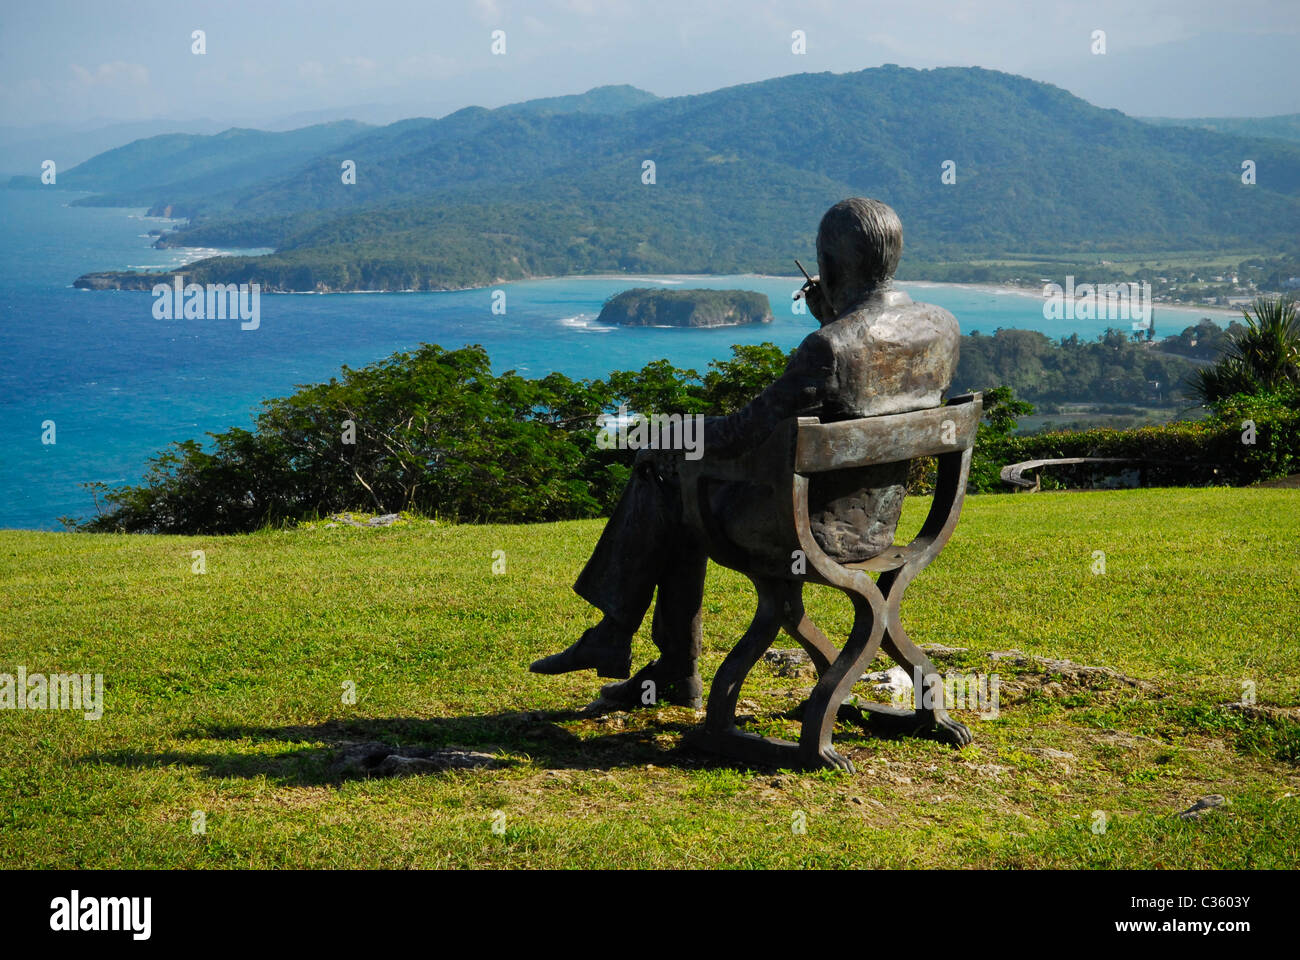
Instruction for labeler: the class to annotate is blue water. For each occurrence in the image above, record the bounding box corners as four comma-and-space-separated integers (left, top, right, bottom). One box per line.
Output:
0, 189, 1225, 529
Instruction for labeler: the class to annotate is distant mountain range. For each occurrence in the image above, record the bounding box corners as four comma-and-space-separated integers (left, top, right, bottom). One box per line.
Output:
24, 120, 372, 209
0, 118, 243, 178
1142, 114, 1300, 143
23, 67, 1300, 293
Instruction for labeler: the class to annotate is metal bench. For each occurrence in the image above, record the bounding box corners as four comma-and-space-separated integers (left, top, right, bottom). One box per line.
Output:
678, 393, 983, 772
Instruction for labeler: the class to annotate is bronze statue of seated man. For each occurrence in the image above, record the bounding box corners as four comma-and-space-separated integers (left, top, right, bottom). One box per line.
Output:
530, 197, 960, 710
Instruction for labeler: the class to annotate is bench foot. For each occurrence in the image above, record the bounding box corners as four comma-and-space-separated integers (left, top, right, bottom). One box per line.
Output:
695, 726, 855, 773
837, 699, 973, 747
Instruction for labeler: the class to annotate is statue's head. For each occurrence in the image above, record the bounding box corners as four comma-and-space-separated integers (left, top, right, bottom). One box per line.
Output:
815, 197, 902, 316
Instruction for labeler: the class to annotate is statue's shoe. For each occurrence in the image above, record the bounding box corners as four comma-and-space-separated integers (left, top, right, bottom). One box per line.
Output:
600, 660, 703, 709
529, 629, 632, 679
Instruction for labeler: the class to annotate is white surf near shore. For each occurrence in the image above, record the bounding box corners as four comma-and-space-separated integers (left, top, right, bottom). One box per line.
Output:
557, 313, 616, 333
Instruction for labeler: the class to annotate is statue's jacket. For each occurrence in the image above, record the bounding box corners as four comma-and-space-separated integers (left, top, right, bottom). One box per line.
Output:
698, 286, 960, 563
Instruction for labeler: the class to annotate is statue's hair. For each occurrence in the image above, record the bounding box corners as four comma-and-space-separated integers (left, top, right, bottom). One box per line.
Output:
816, 197, 903, 292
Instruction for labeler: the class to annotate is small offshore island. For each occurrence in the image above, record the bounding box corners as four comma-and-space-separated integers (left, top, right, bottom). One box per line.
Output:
597, 288, 773, 328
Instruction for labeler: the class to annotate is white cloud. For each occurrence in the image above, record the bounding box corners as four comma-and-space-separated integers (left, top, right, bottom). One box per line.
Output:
69, 61, 148, 88
342, 56, 377, 75
472, 0, 502, 24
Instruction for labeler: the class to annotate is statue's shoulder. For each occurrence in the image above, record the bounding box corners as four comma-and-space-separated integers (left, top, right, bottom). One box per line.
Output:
888, 291, 959, 338
843, 288, 958, 342
793, 324, 839, 368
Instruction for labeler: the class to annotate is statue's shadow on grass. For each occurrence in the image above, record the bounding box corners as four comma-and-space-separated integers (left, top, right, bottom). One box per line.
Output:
90, 708, 720, 788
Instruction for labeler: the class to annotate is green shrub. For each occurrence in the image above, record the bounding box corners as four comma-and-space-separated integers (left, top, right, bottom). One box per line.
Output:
78, 342, 793, 533
973, 397, 1300, 492
77, 340, 1298, 533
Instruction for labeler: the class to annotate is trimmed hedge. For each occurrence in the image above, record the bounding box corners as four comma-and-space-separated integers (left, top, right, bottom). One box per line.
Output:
971, 397, 1300, 492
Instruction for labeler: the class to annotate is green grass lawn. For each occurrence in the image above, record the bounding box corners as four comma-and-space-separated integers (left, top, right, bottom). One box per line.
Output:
1, 488, 1297, 868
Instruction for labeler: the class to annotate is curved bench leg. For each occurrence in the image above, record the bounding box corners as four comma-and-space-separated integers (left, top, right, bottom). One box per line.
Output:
796, 589, 886, 773
781, 584, 836, 676
699, 578, 803, 769
881, 624, 972, 747
842, 569, 973, 747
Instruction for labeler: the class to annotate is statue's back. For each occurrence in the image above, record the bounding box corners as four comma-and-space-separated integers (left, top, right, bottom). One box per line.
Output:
718, 289, 960, 563
818, 289, 959, 420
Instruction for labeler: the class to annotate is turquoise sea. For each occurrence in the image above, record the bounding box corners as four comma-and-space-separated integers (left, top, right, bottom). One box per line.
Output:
0, 189, 1226, 529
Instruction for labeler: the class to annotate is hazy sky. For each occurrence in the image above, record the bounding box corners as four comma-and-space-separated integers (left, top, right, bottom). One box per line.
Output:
3, 0, 1299, 131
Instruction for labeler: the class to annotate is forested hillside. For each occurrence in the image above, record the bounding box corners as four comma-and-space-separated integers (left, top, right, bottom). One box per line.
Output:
66, 66, 1300, 292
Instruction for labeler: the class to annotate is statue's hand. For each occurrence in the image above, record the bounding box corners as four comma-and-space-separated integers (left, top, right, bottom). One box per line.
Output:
798, 276, 830, 322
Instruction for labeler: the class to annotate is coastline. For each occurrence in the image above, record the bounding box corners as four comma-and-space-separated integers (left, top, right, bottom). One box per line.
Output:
69, 262, 1254, 319
573, 273, 1249, 320
900, 279, 1247, 319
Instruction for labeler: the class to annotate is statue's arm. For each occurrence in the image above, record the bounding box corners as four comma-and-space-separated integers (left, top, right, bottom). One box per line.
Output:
702, 335, 835, 460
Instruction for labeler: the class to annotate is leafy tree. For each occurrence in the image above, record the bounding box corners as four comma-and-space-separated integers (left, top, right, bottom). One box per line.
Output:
964, 385, 1035, 492
84, 321, 1300, 534
700, 343, 791, 414
78, 342, 800, 533
1189, 296, 1300, 407
978, 384, 1036, 437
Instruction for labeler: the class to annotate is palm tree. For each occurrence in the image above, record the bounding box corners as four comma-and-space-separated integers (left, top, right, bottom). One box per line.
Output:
1189, 295, 1300, 406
